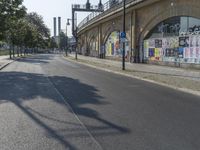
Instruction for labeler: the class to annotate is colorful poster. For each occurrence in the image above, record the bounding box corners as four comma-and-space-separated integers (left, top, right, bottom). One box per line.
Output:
178, 47, 184, 57
155, 48, 159, 57
169, 37, 179, 48
155, 48, 162, 60
149, 48, 155, 57
105, 31, 120, 56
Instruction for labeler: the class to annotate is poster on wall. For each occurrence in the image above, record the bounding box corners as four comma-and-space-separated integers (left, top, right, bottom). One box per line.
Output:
197, 36, 200, 47
179, 37, 189, 47
169, 37, 179, 48
184, 48, 190, 58
190, 48, 197, 58
196, 47, 200, 59
105, 31, 120, 57
178, 47, 184, 57
149, 48, 155, 57
143, 40, 149, 58
190, 36, 197, 47
162, 38, 168, 49
148, 39, 155, 48
165, 48, 178, 57
155, 39, 162, 48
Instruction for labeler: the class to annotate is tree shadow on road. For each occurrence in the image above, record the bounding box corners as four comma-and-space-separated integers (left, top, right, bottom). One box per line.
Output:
16, 54, 54, 64
0, 71, 130, 149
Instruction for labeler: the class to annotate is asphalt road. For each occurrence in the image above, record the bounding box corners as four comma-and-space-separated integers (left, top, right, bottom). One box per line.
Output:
0, 54, 199, 150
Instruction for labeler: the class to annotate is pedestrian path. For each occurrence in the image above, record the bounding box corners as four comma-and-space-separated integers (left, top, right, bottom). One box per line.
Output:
0, 55, 13, 70
65, 54, 200, 96
68, 54, 200, 81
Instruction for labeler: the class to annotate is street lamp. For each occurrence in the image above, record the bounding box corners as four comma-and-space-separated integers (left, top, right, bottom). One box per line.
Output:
122, 0, 126, 70
67, 19, 72, 26
67, 18, 78, 60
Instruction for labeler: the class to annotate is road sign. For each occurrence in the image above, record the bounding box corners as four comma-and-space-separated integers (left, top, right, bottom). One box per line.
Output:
120, 32, 126, 38
121, 38, 126, 43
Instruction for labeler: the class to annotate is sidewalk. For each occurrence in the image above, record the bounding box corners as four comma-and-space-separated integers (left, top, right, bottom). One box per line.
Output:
0, 55, 14, 70
65, 54, 200, 96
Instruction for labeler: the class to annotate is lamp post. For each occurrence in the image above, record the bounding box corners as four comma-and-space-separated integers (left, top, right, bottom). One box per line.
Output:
122, 0, 126, 70
67, 18, 78, 60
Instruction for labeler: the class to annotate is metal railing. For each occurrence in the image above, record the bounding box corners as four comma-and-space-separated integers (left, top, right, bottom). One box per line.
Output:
77, 0, 144, 32
72, 4, 99, 10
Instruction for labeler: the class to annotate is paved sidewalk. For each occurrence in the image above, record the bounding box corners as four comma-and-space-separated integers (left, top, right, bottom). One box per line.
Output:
0, 55, 13, 70
66, 54, 200, 96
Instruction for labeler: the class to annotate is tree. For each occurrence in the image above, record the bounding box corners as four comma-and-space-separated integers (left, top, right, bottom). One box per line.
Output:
0, 1, 50, 57
49, 37, 58, 49
59, 32, 67, 50
25, 12, 50, 50
0, 0, 26, 40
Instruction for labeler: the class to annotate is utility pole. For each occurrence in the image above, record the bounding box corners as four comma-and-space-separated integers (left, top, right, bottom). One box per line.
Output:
122, 0, 126, 70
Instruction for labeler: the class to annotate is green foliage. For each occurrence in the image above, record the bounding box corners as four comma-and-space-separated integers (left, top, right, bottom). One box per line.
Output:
0, 0, 26, 40
0, 0, 50, 51
59, 32, 67, 50
49, 37, 58, 49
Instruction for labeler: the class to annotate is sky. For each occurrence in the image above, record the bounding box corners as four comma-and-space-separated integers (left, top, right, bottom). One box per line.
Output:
23, 0, 107, 36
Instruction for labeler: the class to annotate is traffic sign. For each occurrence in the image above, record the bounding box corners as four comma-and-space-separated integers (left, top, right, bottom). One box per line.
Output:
120, 32, 126, 38
121, 38, 126, 43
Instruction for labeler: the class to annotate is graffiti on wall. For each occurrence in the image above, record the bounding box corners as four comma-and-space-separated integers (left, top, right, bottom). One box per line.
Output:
105, 31, 130, 57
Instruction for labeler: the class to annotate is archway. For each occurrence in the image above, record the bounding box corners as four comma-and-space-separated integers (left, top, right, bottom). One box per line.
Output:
88, 36, 98, 57
104, 31, 130, 58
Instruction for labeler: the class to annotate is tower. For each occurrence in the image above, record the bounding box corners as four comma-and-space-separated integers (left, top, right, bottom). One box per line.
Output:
53, 17, 57, 37
58, 17, 61, 35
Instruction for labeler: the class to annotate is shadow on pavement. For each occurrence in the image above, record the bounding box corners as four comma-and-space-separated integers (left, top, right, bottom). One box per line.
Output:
0, 71, 130, 149
16, 54, 54, 64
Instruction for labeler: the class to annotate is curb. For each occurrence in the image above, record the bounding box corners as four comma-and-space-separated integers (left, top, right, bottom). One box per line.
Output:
0, 56, 25, 71
63, 55, 200, 97
0, 60, 14, 70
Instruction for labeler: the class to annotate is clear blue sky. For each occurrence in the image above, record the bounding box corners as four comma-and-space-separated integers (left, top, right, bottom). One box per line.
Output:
23, 0, 107, 36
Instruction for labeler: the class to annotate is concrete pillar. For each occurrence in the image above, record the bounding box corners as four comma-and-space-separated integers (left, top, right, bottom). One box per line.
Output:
85, 32, 88, 55
131, 10, 136, 62
98, 24, 103, 58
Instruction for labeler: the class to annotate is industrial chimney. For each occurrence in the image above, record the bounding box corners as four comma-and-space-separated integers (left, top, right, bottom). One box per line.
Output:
58, 17, 61, 35
53, 17, 57, 37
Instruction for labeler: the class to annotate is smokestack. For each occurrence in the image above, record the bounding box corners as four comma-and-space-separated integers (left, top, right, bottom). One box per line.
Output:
58, 17, 61, 35
53, 17, 57, 37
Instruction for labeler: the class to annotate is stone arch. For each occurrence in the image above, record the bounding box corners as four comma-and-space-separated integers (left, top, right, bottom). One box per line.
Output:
78, 35, 85, 54
84, 27, 99, 56
88, 34, 99, 57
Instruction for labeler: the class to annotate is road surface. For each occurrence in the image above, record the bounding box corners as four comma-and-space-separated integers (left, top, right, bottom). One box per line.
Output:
0, 54, 199, 150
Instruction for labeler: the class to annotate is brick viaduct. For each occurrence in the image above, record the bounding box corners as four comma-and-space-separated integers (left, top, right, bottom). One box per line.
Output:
77, 0, 200, 62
